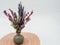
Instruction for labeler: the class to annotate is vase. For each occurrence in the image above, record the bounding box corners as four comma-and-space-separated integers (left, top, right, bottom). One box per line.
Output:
13, 30, 24, 45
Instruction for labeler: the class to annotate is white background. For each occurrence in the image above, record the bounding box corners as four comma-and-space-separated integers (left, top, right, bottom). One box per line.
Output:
0, 0, 60, 45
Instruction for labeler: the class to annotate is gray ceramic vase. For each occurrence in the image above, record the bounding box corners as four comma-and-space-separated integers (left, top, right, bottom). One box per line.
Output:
13, 31, 24, 45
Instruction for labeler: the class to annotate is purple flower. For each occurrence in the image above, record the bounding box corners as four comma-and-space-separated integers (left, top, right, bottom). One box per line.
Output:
13, 12, 17, 21
18, 18, 24, 27
18, 4, 24, 17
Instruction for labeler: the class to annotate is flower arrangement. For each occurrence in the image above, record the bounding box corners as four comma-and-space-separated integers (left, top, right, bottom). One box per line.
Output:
3, 1, 33, 33
3, 1, 33, 45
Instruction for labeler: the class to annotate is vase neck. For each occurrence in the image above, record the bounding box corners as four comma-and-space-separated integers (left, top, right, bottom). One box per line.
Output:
16, 33, 20, 36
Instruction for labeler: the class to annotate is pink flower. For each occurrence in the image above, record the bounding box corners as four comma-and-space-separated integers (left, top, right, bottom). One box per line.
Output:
3, 10, 8, 16
8, 13, 13, 22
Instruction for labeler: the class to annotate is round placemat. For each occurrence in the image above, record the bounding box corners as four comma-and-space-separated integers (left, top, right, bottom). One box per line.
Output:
0, 32, 40, 45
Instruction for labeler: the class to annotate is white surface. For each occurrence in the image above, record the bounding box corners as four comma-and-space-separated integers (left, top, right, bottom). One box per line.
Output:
0, 0, 60, 45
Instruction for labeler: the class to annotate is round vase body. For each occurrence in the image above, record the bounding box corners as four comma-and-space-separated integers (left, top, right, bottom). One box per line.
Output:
13, 33, 24, 45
